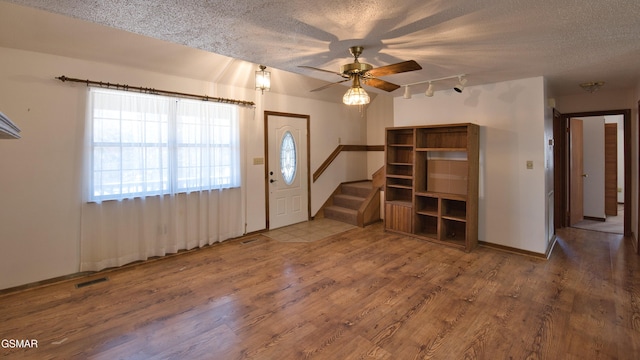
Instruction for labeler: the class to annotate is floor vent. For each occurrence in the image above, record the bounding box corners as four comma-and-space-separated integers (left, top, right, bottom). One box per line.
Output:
75, 277, 108, 289
241, 238, 259, 245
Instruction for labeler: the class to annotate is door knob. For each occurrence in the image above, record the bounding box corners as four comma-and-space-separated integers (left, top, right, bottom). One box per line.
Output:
270, 179, 277, 183
582, 174, 588, 178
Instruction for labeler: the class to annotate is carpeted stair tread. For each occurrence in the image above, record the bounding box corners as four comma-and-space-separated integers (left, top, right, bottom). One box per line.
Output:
333, 193, 366, 210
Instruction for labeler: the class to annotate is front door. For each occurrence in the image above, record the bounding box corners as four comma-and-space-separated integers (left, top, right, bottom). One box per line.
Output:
569, 118, 584, 225
266, 112, 309, 229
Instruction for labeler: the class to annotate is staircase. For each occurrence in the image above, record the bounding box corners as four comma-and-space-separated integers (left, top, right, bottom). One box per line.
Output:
322, 180, 381, 227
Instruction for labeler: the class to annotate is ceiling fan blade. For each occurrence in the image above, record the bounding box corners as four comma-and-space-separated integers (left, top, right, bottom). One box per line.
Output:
364, 78, 400, 92
367, 60, 422, 77
299, 65, 342, 76
310, 79, 350, 92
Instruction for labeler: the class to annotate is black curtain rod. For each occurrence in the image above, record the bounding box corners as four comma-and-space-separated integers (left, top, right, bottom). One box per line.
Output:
55, 75, 255, 107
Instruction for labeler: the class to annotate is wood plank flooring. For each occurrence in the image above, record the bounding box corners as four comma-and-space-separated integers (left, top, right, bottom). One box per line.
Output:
1, 223, 639, 359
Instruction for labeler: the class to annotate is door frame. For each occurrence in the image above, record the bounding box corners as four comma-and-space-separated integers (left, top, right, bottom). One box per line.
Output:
554, 109, 631, 236
568, 118, 585, 226
263, 111, 311, 230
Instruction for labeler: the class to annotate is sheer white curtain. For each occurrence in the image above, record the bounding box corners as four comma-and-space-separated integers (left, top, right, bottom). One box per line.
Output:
80, 88, 245, 272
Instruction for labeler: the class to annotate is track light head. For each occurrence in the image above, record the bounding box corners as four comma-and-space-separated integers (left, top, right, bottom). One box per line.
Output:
425, 82, 434, 97
454, 76, 467, 93
403, 85, 411, 99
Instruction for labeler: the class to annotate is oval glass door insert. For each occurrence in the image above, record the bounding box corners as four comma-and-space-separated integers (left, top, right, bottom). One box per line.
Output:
280, 131, 297, 185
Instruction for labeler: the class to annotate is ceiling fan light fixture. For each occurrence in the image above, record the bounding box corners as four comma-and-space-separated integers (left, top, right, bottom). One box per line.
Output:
425, 82, 434, 97
454, 76, 467, 93
343, 76, 370, 105
255, 65, 271, 94
343, 86, 370, 105
579, 81, 604, 93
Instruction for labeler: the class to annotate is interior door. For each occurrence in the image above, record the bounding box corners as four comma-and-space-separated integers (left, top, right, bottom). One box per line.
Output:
569, 118, 584, 225
604, 123, 618, 216
267, 114, 309, 229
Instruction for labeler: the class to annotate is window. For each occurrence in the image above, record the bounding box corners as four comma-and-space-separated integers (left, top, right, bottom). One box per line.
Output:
280, 131, 297, 185
88, 88, 240, 202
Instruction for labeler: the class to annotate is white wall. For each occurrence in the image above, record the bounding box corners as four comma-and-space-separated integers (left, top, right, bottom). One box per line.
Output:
0, 46, 368, 289
394, 77, 548, 254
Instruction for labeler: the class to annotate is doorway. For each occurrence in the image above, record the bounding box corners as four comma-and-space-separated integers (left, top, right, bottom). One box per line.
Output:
264, 111, 311, 230
554, 109, 631, 236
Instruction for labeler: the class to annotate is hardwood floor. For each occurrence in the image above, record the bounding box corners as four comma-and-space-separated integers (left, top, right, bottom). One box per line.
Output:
1, 223, 639, 359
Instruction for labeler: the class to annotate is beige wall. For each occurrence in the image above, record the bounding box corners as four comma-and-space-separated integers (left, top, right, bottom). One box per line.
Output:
0, 46, 369, 289
393, 77, 549, 254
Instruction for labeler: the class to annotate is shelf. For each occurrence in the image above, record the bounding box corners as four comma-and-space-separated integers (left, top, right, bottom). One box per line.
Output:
386, 200, 412, 207
417, 210, 438, 217
442, 215, 466, 222
387, 184, 412, 190
386, 174, 412, 179
415, 147, 468, 152
415, 190, 442, 198
439, 193, 467, 201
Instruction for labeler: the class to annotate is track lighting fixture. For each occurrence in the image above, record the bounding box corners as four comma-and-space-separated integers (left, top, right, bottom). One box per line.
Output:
402, 74, 467, 99
425, 82, 434, 97
454, 76, 467, 93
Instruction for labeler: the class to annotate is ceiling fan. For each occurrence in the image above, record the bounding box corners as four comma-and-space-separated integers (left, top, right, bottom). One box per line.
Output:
300, 46, 422, 105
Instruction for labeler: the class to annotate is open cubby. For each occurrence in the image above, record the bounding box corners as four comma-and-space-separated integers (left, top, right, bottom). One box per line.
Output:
387, 163, 413, 177
415, 195, 438, 216
387, 176, 413, 188
386, 128, 414, 146
385, 186, 412, 203
415, 214, 438, 238
442, 198, 466, 221
386, 146, 413, 165
440, 218, 466, 244
384, 123, 479, 252
416, 127, 467, 149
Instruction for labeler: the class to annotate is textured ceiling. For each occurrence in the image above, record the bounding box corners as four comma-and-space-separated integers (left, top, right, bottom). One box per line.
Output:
2, 0, 640, 100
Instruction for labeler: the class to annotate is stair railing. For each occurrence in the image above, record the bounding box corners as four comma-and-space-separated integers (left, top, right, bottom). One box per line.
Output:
313, 145, 383, 182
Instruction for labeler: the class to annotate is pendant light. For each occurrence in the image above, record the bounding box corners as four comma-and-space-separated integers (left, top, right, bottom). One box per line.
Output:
255, 65, 271, 94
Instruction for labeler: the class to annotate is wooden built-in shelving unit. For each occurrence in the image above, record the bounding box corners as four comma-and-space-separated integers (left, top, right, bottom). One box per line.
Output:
384, 123, 479, 251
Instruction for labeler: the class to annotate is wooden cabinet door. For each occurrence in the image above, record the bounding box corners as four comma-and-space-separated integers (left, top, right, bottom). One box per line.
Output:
385, 203, 412, 233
